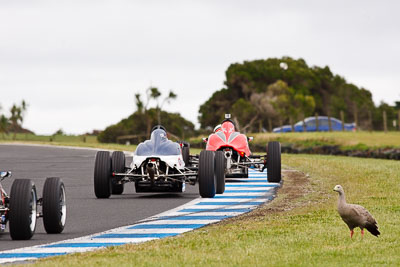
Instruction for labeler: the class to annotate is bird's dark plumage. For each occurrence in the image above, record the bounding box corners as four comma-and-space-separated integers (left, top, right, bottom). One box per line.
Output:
366, 222, 380, 236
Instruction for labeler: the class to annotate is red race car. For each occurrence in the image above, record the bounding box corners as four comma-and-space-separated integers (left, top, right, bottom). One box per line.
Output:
204, 114, 281, 183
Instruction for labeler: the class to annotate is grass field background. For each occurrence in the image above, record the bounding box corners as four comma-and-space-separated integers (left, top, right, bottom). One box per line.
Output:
255, 131, 400, 146
0, 133, 140, 152
25, 153, 400, 267
252, 131, 400, 149
2, 131, 400, 153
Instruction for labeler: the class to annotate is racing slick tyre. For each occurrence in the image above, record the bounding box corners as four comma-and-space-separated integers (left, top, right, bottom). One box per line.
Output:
242, 166, 249, 178
215, 151, 225, 194
94, 151, 112, 198
111, 151, 125, 195
42, 177, 66, 234
182, 145, 190, 167
198, 150, 216, 198
9, 179, 37, 240
267, 141, 281, 183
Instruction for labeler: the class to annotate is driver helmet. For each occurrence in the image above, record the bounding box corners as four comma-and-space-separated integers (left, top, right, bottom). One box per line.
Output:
221, 118, 236, 128
150, 125, 168, 142
213, 124, 222, 132
151, 125, 167, 133
221, 120, 235, 133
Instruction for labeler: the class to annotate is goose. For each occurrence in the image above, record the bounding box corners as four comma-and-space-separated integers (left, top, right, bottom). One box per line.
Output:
333, 185, 380, 238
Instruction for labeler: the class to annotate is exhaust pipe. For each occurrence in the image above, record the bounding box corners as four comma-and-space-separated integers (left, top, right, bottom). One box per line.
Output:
224, 151, 232, 169
147, 162, 155, 180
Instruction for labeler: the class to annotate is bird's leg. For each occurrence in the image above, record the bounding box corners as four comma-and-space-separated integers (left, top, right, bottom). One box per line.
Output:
361, 229, 364, 239
350, 230, 354, 239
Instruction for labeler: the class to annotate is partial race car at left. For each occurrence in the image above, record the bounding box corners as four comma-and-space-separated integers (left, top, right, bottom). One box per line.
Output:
0, 171, 66, 240
94, 125, 224, 199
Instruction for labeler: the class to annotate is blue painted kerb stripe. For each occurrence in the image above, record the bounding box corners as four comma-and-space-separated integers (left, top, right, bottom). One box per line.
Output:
213, 196, 262, 199
0, 253, 66, 258
160, 215, 232, 220
224, 190, 266, 193
226, 180, 268, 182
128, 224, 205, 229
94, 233, 179, 239
178, 208, 250, 213
196, 202, 264, 205
43, 243, 126, 248
225, 184, 278, 187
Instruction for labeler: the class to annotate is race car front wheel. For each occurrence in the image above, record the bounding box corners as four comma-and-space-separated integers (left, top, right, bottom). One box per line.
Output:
215, 151, 225, 194
9, 179, 37, 240
198, 150, 216, 198
43, 177, 66, 234
94, 151, 112, 198
111, 151, 125, 195
267, 141, 281, 183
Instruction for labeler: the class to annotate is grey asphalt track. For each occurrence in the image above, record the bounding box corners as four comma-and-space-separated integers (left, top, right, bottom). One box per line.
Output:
0, 144, 199, 251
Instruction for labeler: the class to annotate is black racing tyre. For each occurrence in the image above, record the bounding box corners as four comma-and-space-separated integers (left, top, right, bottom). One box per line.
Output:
43, 177, 66, 234
198, 150, 216, 198
182, 145, 190, 167
215, 151, 225, 194
94, 151, 112, 198
267, 141, 281, 183
9, 179, 37, 240
111, 151, 125, 195
242, 166, 249, 178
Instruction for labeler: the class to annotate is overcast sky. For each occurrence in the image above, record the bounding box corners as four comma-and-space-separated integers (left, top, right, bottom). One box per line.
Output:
1, 0, 399, 135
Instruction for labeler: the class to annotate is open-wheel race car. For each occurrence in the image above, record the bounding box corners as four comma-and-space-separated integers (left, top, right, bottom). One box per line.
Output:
94, 125, 225, 199
0, 171, 66, 240
204, 114, 281, 183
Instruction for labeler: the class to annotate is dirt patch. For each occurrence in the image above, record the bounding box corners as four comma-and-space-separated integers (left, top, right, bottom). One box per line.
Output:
261, 169, 310, 212
221, 169, 311, 224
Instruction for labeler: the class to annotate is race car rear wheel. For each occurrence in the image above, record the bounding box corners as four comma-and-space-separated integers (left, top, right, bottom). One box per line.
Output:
9, 179, 37, 240
215, 151, 225, 194
267, 141, 281, 183
182, 145, 190, 167
43, 177, 66, 234
198, 150, 216, 198
94, 151, 112, 198
242, 166, 249, 178
111, 151, 125, 195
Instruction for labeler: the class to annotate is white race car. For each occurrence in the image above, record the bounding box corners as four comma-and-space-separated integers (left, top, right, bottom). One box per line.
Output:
94, 126, 225, 198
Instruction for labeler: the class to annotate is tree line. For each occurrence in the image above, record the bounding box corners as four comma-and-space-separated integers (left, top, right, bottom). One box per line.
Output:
0, 100, 31, 139
198, 57, 399, 132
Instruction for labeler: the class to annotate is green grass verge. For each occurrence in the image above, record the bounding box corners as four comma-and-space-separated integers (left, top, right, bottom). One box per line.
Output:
0, 133, 99, 143
191, 131, 400, 150
0, 134, 204, 154
4, 131, 400, 152
252, 131, 400, 149
27, 154, 400, 267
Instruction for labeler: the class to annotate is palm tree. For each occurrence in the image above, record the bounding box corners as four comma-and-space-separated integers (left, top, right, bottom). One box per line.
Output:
157, 90, 177, 124
9, 100, 27, 140
135, 87, 177, 136
134, 93, 144, 114
0, 104, 9, 138
0, 115, 8, 138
